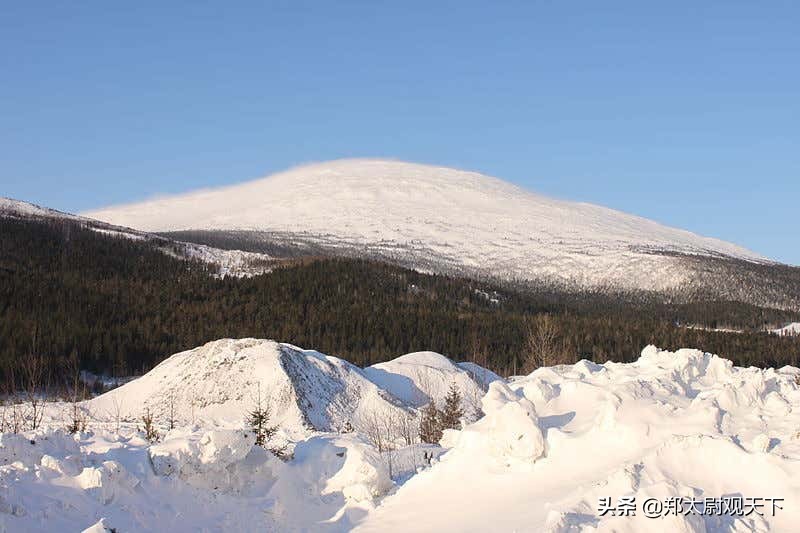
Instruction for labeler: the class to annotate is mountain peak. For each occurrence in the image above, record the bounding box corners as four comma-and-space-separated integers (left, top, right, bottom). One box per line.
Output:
82, 159, 765, 293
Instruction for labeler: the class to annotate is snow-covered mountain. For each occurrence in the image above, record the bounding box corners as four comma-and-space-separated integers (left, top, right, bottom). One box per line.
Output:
82, 159, 773, 296
0, 197, 273, 278
88, 339, 495, 437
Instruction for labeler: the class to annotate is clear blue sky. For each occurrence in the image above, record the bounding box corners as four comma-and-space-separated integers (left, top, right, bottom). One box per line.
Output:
2, 2, 798, 264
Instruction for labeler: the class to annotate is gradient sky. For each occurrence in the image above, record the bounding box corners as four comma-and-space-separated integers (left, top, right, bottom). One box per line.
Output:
1, 2, 798, 264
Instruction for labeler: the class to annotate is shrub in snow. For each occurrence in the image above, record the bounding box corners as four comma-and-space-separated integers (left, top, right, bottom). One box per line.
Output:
140, 407, 159, 443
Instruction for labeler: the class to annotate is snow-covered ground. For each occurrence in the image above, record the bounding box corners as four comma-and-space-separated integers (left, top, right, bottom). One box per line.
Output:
3, 343, 800, 532
82, 159, 769, 293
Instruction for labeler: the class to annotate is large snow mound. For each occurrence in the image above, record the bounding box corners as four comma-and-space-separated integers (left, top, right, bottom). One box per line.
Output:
88, 339, 415, 437
87, 339, 494, 438
81, 159, 766, 292
356, 346, 800, 532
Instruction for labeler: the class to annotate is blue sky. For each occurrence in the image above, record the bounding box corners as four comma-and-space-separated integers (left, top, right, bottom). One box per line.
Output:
1, 2, 798, 264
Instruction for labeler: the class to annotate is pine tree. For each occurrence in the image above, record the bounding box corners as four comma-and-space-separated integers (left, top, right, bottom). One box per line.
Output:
418, 402, 442, 444
247, 383, 276, 447
440, 382, 464, 431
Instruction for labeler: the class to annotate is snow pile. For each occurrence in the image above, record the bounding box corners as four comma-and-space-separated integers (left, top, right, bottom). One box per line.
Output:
6, 344, 800, 531
357, 346, 800, 532
364, 351, 493, 421
89, 339, 416, 437
441, 381, 545, 465
88, 340, 493, 438
148, 429, 260, 487
283, 435, 393, 502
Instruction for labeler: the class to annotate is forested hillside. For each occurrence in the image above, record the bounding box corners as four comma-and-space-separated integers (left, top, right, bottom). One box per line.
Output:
1, 216, 798, 382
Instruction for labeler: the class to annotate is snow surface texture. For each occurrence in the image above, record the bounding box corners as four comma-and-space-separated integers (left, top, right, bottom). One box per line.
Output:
0, 428, 393, 532
87, 339, 491, 438
356, 346, 800, 532
4, 344, 800, 532
0, 197, 272, 278
83, 159, 767, 293
364, 351, 500, 419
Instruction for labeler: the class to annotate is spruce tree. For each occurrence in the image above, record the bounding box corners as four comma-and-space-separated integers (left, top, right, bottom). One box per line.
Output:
418, 402, 442, 444
440, 382, 464, 431
247, 383, 276, 447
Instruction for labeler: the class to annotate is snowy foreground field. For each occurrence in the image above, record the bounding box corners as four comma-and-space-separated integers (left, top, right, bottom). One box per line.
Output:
2, 342, 800, 532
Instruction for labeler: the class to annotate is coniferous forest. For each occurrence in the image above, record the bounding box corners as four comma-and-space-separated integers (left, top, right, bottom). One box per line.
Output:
1, 216, 798, 383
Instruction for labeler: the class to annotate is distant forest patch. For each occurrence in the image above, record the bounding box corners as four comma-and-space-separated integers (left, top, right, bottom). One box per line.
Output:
1, 217, 798, 383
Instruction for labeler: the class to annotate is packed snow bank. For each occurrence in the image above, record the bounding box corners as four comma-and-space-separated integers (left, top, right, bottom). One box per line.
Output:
356, 346, 800, 532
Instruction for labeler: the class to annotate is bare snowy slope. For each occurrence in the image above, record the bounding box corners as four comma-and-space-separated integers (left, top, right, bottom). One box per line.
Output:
1, 197, 272, 278
83, 159, 769, 294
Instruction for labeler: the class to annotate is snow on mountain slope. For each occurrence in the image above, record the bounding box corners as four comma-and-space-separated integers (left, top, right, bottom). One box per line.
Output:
82, 159, 767, 293
1, 197, 273, 278
356, 346, 800, 532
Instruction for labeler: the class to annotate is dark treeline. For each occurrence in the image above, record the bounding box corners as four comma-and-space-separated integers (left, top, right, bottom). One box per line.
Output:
1, 217, 798, 382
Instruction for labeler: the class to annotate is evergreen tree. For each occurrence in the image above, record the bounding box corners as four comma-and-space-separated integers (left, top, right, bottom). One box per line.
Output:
141, 407, 160, 443
418, 402, 442, 444
247, 383, 276, 447
440, 382, 464, 431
